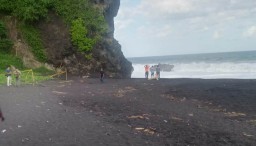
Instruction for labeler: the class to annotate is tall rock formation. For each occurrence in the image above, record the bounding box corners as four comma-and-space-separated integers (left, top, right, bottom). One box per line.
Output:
92, 0, 133, 78
38, 0, 133, 78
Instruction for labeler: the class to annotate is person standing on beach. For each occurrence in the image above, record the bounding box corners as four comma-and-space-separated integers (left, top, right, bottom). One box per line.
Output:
5, 66, 12, 86
13, 68, 21, 87
100, 68, 104, 83
0, 108, 4, 121
144, 65, 150, 79
156, 65, 161, 80
150, 66, 154, 78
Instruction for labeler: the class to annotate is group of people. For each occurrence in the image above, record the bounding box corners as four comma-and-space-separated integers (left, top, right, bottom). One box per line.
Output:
5, 65, 21, 87
144, 64, 160, 80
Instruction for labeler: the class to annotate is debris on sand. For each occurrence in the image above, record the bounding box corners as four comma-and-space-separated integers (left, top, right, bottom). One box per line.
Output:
211, 108, 226, 112
197, 105, 203, 108
128, 115, 144, 119
114, 87, 136, 97
161, 94, 186, 102
59, 80, 73, 84
135, 127, 144, 130
143, 129, 155, 135
124, 86, 136, 91
128, 114, 150, 120
180, 97, 186, 102
243, 132, 254, 137
188, 113, 194, 117
134, 127, 156, 135
224, 112, 246, 117
21, 138, 30, 142
114, 89, 126, 97
57, 85, 66, 88
171, 116, 183, 121
161, 94, 175, 100
52, 91, 67, 95
128, 116, 149, 120
247, 120, 256, 126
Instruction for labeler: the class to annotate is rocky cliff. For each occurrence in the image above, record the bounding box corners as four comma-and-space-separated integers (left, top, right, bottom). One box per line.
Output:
6, 0, 133, 78
43, 0, 133, 78
91, 0, 133, 78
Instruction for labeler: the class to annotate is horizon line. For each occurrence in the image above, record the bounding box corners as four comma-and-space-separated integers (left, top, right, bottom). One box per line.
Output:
126, 50, 256, 59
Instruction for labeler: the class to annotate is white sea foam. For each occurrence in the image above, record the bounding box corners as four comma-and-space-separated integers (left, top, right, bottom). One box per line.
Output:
132, 62, 256, 79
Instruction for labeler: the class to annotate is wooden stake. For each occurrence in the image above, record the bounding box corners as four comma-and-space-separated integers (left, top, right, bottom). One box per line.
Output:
65, 68, 68, 81
31, 70, 35, 86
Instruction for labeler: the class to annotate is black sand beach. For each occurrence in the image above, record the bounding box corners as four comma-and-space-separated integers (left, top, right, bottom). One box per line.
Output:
0, 78, 256, 146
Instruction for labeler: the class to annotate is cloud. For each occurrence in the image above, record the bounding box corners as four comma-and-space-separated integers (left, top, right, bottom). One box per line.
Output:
139, 0, 194, 15
156, 25, 172, 38
115, 0, 256, 57
243, 26, 256, 37
203, 26, 209, 31
136, 0, 256, 25
115, 19, 133, 31
114, 2, 141, 31
126, 0, 256, 38
137, 25, 172, 38
213, 31, 222, 39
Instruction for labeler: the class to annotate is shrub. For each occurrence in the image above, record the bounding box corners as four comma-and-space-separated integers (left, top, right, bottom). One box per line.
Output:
0, 54, 24, 70
71, 18, 95, 53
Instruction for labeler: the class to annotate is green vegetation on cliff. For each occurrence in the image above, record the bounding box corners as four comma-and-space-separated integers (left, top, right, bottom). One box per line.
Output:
54, 0, 107, 58
0, 0, 51, 22
0, 0, 107, 61
0, 18, 59, 84
20, 24, 47, 62
0, 54, 24, 70
70, 18, 95, 59
0, 0, 109, 83
0, 20, 13, 53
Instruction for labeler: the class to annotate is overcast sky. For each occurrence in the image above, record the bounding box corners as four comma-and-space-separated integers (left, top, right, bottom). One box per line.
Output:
114, 0, 256, 57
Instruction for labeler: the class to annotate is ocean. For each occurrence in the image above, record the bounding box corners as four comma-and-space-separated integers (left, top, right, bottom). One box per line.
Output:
128, 50, 256, 79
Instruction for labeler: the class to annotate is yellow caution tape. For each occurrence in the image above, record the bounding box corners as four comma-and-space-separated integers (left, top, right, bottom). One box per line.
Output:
49, 71, 66, 78
1, 68, 67, 82
21, 69, 33, 72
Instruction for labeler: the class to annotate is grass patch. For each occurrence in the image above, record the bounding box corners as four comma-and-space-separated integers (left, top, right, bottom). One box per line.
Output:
33, 66, 55, 76
0, 54, 25, 71
0, 54, 55, 85
0, 71, 53, 86
0, 68, 55, 86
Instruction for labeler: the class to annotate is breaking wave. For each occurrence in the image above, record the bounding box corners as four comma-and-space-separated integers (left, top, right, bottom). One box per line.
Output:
132, 62, 256, 79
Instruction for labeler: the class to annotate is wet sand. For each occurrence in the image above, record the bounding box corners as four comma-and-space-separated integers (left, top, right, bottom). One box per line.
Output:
0, 78, 256, 146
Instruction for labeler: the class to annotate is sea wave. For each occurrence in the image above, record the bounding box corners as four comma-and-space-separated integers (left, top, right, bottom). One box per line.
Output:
132, 62, 256, 79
